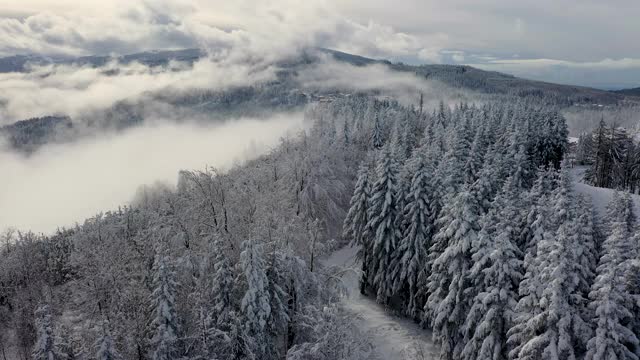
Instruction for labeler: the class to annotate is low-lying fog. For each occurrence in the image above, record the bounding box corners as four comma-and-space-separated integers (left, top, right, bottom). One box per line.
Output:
0, 113, 304, 233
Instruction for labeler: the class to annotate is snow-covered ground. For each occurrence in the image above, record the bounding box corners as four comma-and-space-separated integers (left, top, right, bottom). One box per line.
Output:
571, 166, 640, 216
323, 246, 438, 360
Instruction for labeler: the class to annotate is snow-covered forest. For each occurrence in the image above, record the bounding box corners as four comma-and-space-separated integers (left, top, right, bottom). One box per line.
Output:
576, 119, 640, 193
2, 90, 639, 360
341, 99, 640, 360
4, 0, 640, 358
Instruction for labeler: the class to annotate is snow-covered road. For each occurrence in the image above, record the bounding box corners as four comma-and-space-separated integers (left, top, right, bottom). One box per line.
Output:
324, 246, 438, 360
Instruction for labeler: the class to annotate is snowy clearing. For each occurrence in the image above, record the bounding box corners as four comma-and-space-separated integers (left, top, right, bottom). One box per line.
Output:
571, 166, 640, 216
324, 246, 439, 360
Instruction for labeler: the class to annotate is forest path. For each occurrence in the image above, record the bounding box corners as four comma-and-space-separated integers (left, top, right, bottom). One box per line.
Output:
323, 246, 438, 360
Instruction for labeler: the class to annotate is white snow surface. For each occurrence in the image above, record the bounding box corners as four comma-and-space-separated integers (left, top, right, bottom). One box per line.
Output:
323, 246, 438, 360
571, 166, 640, 216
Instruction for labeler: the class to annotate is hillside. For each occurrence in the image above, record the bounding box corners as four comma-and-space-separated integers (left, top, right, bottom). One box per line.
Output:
321, 49, 628, 105
612, 86, 640, 97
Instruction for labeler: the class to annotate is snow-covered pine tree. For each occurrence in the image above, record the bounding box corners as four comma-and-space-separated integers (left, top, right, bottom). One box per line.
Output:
211, 234, 234, 325
519, 166, 558, 255
366, 142, 401, 303
32, 304, 61, 360
193, 233, 236, 358
464, 123, 488, 185
573, 195, 598, 303
342, 117, 351, 145
264, 248, 291, 359
392, 120, 411, 244
389, 148, 435, 319
211, 311, 256, 360
95, 320, 120, 360
57, 325, 77, 360
507, 167, 564, 360
149, 251, 181, 360
605, 191, 637, 233
585, 195, 639, 360
425, 184, 483, 360
240, 238, 271, 357
391, 118, 409, 165
441, 117, 472, 194
462, 179, 523, 360
343, 160, 372, 294
371, 116, 384, 149
513, 166, 591, 360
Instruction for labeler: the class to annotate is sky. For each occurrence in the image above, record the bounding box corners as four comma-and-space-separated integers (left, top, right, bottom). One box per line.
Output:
0, 0, 639, 88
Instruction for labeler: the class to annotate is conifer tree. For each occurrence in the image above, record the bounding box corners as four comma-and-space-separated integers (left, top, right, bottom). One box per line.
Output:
32, 304, 61, 360
57, 325, 77, 360
212, 311, 255, 360
520, 167, 558, 255
464, 124, 488, 185
211, 234, 234, 324
390, 149, 435, 318
366, 143, 401, 303
585, 196, 639, 360
440, 120, 472, 195
507, 188, 551, 359
343, 161, 372, 294
426, 184, 482, 360
95, 320, 120, 360
371, 116, 384, 149
264, 248, 290, 359
513, 168, 591, 360
149, 251, 181, 360
462, 182, 523, 360
240, 238, 271, 357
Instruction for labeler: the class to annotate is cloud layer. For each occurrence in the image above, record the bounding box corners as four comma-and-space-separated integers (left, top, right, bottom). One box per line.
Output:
0, 58, 278, 124
0, 113, 304, 233
2, 0, 639, 87
297, 57, 476, 106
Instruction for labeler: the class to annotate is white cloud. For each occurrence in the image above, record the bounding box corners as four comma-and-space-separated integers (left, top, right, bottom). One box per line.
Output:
418, 48, 443, 63
297, 57, 477, 106
0, 58, 277, 123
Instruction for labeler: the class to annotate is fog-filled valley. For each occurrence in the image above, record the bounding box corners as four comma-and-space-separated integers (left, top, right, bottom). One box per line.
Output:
1, 114, 304, 233
2, 2, 640, 360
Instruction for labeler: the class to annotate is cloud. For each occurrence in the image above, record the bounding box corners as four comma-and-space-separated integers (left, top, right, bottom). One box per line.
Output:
0, 113, 304, 233
0, 57, 278, 124
297, 57, 477, 106
5, 0, 639, 86
0, 0, 423, 61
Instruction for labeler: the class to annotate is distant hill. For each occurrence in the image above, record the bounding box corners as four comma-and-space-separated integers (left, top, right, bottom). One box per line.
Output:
317, 49, 627, 106
611, 87, 640, 97
0, 49, 204, 72
0, 116, 72, 153
2, 48, 639, 153
0, 47, 632, 107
